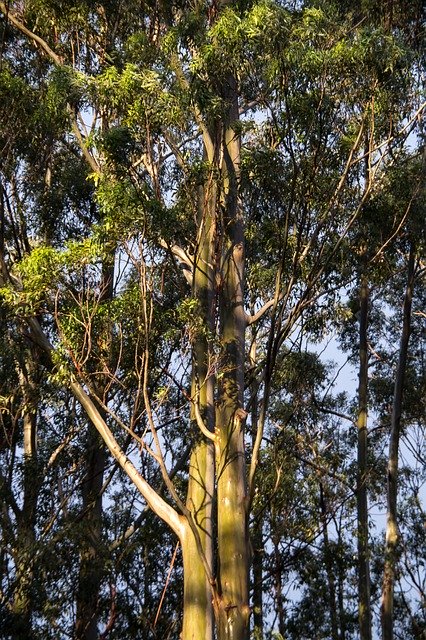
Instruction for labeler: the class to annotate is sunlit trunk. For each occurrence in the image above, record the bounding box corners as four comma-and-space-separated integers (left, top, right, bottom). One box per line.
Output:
182, 444, 214, 640
181, 171, 216, 640
215, 72, 250, 640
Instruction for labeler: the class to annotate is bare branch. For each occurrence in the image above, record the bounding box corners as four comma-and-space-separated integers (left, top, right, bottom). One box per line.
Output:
246, 296, 280, 326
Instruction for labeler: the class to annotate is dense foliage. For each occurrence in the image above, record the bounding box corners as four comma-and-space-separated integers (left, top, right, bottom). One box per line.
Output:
0, 1, 424, 639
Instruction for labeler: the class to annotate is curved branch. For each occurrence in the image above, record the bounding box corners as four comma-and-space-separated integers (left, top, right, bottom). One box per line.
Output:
246, 296, 282, 326
25, 316, 183, 538
0, 4, 101, 174
0, 2, 62, 64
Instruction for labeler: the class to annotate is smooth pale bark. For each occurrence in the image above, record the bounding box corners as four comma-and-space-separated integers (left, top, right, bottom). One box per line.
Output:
381, 245, 415, 640
182, 444, 214, 640
357, 274, 372, 640
182, 177, 216, 640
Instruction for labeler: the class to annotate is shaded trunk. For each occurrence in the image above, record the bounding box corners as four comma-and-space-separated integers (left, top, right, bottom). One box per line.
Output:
273, 537, 285, 638
319, 483, 339, 640
75, 430, 106, 640
357, 274, 372, 640
11, 356, 40, 639
381, 245, 415, 640
337, 536, 347, 640
250, 339, 263, 639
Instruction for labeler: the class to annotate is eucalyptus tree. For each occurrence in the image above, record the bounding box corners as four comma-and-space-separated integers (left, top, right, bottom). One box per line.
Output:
0, 1, 424, 639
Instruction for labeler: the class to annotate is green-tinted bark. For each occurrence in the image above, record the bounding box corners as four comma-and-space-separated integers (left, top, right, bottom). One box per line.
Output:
182, 174, 216, 640
215, 72, 250, 640
182, 443, 214, 640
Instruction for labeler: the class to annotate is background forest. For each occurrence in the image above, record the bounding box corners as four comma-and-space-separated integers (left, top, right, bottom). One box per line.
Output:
0, 1, 424, 639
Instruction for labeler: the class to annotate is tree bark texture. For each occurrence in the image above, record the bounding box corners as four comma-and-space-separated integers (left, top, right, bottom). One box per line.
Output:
181, 175, 216, 640
215, 72, 250, 640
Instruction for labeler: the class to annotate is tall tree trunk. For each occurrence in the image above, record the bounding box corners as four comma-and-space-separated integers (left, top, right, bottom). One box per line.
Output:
215, 72, 250, 640
182, 444, 214, 640
181, 175, 216, 640
381, 244, 415, 640
319, 482, 339, 640
357, 273, 372, 640
12, 356, 40, 639
250, 338, 264, 639
337, 523, 347, 640
273, 536, 286, 638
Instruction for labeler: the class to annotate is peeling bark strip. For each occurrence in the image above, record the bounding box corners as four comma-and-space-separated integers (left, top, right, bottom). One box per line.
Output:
381, 244, 416, 640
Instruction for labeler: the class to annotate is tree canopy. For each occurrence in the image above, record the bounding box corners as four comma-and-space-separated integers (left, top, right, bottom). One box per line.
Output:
0, 1, 424, 639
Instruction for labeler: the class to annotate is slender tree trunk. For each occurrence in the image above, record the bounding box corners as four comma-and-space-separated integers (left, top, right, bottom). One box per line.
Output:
12, 358, 40, 640
273, 537, 286, 638
319, 483, 339, 640
337, 528, 347, 640
357, 273, 372, 640
250, 339, 264, 639
381, 244, 416, 640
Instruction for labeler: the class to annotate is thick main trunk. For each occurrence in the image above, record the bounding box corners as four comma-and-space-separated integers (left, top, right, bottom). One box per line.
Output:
381, 245, 415, 640
182, 443, 214, 640
357, 275, 372, 640
181, 174, 216, 640
215, 73, 250, 640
